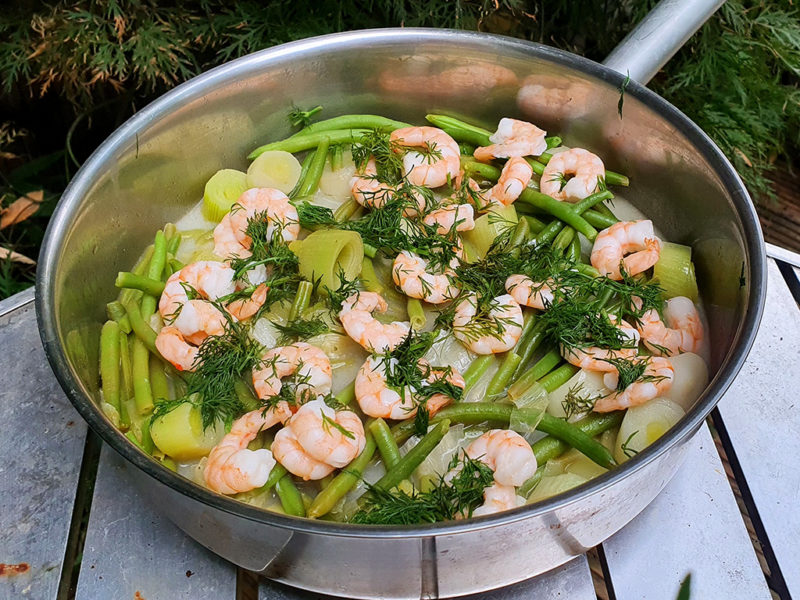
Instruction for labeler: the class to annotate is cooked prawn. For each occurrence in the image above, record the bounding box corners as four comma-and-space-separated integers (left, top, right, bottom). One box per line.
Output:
252, 342, 332, 403
472, 483, 524, 517
594, 357, 675, 412
590, 220, 661, 280
339, 292, 411, 353
505, 274, 554, 310
392, 251, 459, 305
473, 118, 547, 162
540, 148, 605, 203
465, 429, 538, 487
226, 283, 268, 321
229, 187, 300, 247
452, 293, 524, 354
351, 157, 396, 209
155, 326, 202, 372
213, 214, 251, 259
158, 260, 235, 319
203, 402, 293, 494
637, 296, 704, 356
422, 203, 475, 234
482, 157, 533, 207
562, 317, 640, 372
271, 397, 366, 480
390, 126, 460, 188
354, 356, 465, 420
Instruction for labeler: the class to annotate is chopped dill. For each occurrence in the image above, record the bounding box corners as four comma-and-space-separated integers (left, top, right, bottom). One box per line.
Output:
294, 201, 336, 229
562, 382, 603, 418
273, 316, 328, 343
153, 304, 264, 429
351, 453, 495, 524
373, 331, 463, 430
351, 129, 405, 183
620, 430, 640, 458
602, 357, 669, 391
321, 411, 355, 439
325, 269, 361, 311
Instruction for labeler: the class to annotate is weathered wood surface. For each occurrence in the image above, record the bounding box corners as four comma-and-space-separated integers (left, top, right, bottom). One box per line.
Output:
74, 446, 238, 600
714, 259, 800, 597
0, 291, 87, 600
601, 425, 771, 600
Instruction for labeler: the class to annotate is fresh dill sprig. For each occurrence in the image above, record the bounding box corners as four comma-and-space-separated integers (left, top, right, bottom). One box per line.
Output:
273, 316, 328, 343
620, 430, 640, 458
373, 331, 463, 432
351, 129, 405, 183
602, 357, 669, 391
288, 104, 322, 128
562, 382, 603, 418
325, 269, 361, 312
351, 453, 495, 524
153, 304, 264, 429
294, 201, 336, 229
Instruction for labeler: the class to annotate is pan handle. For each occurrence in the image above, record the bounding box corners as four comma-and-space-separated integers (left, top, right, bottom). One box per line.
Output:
603, 0, 725, 84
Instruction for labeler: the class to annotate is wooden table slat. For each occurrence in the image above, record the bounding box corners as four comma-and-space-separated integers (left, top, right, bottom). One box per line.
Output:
0, 300, 88, 600
601, 425, 771, 600
715, 258, 800, 597
74, 446, 238, 600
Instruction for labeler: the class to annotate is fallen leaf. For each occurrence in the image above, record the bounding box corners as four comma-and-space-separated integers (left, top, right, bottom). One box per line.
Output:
0, 247, 36, 265
733, 147, 753, 168
1, 190, 43, 229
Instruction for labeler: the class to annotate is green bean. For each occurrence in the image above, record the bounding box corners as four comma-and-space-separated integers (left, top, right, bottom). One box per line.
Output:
458, 142, 476, 156
535, 414, 616, 468
168, 258, 184, 274
545, 136, 562, 149
369, 418, 401, 469
234, 379, 261, 412
425, 114, 492, 147
539, 364, 579, 392
566, 236, 582, 263
510, 321, 548, 381
510, 349, 561, 396
249, 129, 369, 159
373, 419, 450, 493
362, 243, 378, 258
292, 115, 409, 137
124, 301, 158, 354
462, 355, 494, 392
572, 190, 615, 214
359, 257, 383, 294
552, 226, 575, 252
509, 217, 530, 249
604, 171, 629, 187
106, 300, 132, 334
289, 150, 316, 199
118, 244, 154, 306
593, 201, 617, 220
522, 215, 547, 234
275, 475, 306, 517
100, 321, 121, 412
307, 430, 376, 518
141, 230, 167, 318
517, 189, 597, 240
335, 381, 356, 406
294, 137, 330, 198
148, 354, 170, 402
115, 272, 165, 296
125, 430, 145, 451
140, 416, 155, 454
534, 220, 565, 246
461, 160, 501, 182
582, 209, 617, 229
118, 333, 133, 428
131, 336, 154, 415
333, 198, 359, 222
407, 298, 426, 330
288, 280, 314, 321
257, 463, 288, 494
486, 352, 522, 397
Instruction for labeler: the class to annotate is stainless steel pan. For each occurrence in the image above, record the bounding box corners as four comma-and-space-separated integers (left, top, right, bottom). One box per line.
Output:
36, 2, 766, 597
